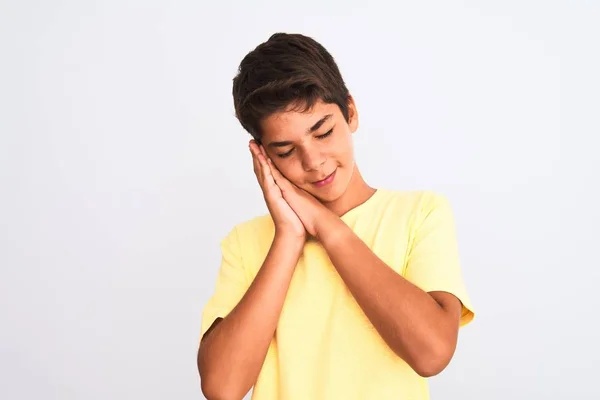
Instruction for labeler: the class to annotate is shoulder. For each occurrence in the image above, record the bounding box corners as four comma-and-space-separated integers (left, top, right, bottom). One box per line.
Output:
217, 214, 276, 276
229, 213, 274, 235
220, 213, 275, 252
371, 189, 456, 236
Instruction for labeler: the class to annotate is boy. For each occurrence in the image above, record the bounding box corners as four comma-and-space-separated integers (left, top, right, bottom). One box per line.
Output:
198, 33, 474, 400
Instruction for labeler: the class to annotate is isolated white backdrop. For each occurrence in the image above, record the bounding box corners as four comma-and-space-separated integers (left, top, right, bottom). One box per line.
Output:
1, 1, 599, 399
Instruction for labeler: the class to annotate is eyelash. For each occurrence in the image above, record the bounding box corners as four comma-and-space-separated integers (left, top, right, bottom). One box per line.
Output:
278, 128, 333, 159
317, 129, 333, 140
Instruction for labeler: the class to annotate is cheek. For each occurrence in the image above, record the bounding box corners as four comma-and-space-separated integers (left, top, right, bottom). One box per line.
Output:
275, 160, 303, 183
331, 136, 354, 164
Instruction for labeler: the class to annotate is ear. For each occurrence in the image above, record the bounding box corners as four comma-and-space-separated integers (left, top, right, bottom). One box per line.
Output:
347, 95, 359, 133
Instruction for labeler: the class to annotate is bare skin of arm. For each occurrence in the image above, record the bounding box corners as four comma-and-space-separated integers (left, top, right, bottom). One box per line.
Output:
318, 213, 463, 377
198, 141, 306, 400
198, 233, 303, 400
265, 163, 464, 377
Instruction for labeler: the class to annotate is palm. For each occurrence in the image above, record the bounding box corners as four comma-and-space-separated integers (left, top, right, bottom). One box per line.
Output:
250, 141, 306, 239
265, 186, 304, 234
261, 155, 327, 238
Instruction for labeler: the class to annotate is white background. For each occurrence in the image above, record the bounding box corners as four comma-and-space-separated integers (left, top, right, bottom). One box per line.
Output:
1, 1, 599, 399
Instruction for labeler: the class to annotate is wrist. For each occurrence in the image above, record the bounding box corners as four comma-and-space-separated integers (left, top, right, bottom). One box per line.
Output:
273, 230, 306, 251
314, 209, 346, 243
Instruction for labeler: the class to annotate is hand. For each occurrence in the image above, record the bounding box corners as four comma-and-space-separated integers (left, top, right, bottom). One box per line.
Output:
265, 158, 334, 239
249, 140, 306, 241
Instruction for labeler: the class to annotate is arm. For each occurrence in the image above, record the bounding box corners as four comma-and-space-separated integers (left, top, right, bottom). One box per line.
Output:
198, 141, 308, 399
198, 233, 303, 400
262, 157, 471, 377
318, 213, 463, 377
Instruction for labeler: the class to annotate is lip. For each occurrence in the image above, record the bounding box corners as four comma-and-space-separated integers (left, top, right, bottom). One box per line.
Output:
312, 169, 337, 188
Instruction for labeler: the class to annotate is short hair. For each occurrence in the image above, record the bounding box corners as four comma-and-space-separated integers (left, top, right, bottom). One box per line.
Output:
232, 33, 350, 142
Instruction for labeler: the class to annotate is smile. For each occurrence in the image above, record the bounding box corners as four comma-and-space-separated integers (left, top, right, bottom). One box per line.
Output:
312, 169, 337, 188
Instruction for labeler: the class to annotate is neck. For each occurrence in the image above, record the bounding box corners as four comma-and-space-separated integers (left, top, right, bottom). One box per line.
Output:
323, 164, 376, 217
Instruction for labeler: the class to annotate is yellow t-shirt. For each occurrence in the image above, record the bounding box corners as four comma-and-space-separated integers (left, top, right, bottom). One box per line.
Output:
201, 189, 475, 399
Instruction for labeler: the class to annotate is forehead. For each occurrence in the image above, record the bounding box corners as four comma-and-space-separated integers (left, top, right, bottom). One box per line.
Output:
261, 100, 340, 141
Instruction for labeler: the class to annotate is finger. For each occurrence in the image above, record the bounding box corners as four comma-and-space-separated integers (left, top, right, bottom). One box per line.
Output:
250, 140, 261, 158
259, 144, 268, 159
267, 158, 291, 189
258, 153, 276, 188
267, 161, 297, 200
251, 142, 279, 191
250, 144, 264, 182
258, 146, 273, 178
249, 145, 273, 187
258, 145, 274, 177
250, 140, 263, 158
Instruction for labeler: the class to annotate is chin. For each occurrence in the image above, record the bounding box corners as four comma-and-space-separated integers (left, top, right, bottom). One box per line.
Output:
308, 185, 345, 203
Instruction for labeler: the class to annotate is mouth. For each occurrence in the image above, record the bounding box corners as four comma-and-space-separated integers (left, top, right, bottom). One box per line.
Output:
312, 169, 337, 188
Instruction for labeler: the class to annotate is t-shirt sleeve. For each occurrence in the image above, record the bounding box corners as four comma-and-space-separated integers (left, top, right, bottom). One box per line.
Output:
200, 226, 250, 340
404, 192, 475, 327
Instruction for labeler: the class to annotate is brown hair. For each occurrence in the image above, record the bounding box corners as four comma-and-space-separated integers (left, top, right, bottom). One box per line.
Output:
232, 33, 350, 142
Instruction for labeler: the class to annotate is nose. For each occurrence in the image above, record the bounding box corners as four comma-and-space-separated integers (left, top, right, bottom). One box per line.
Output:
300, 147, 326, 172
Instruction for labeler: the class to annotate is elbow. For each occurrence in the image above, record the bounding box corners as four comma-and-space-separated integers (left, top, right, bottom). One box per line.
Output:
198, 344, 253, 400
198, 352, 238, 400
200, 380, 220, 400
199, 359, 248, 400
411, 341, 456, 378
201, 372, 246, 400
413, 359, 448, 378
201, 378, 236, 400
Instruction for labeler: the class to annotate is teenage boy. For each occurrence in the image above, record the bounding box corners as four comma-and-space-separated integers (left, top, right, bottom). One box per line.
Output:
198, 32, 475, 400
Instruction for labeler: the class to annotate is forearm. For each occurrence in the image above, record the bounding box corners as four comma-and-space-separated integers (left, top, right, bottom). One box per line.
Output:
319, 216, 458, 376
199, 234, 303, 399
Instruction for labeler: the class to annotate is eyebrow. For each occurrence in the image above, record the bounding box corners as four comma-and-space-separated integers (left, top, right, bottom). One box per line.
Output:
267, 114, 333, 148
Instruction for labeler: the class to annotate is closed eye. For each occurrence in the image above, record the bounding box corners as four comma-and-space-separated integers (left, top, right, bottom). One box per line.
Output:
316, 128, 334, 139
277, 127, 333, 158
277, 148, 294, 158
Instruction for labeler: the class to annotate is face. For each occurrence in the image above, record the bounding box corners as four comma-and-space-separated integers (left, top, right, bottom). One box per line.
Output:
260, 98, 359, 202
